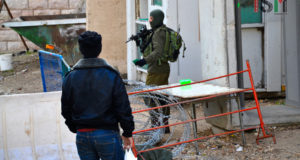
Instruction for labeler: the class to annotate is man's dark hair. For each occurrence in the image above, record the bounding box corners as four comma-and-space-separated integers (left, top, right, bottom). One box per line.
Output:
78, 31, 102, 58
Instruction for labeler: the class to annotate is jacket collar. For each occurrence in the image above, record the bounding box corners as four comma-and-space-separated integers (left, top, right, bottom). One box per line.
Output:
73, 58, 111, 69
153, 24, 166, 31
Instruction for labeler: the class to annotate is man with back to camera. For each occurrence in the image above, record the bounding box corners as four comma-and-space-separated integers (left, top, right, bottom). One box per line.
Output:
133, 9, 170, 133
61, 31, 134, 160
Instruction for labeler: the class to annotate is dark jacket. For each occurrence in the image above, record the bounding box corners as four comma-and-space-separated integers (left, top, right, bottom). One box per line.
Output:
61, 58, 134, 137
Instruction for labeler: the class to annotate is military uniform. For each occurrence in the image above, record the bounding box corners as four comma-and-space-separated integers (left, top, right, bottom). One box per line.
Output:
139, 9, 170, 133
143, 24, 170, 85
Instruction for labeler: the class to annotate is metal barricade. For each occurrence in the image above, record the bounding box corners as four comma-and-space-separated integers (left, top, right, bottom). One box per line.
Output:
39, 50, 70, 92
129, 60, 276, 156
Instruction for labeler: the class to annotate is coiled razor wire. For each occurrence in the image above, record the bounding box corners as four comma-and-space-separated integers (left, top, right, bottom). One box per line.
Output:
125, 80, 191, 157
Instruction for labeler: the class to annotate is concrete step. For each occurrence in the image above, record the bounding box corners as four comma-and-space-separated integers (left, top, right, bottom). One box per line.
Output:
243, 105, 300, 126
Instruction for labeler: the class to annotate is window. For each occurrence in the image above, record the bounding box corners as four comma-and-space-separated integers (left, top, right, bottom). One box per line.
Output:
135, 0, 148, 20
152, 0, 162, 6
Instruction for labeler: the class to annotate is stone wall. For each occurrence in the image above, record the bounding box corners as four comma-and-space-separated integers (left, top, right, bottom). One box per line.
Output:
0, 0, 85, 53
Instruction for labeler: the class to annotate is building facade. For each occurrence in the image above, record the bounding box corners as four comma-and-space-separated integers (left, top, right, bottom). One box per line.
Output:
126, 0, 299, 129
127, 0, 291, 92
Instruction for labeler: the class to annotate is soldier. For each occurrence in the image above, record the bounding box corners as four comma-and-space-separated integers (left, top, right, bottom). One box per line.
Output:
134, 9, 170, 133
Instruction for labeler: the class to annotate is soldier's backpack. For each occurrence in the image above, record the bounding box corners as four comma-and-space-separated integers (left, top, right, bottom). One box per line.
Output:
141, 26, 186, 64
162, 27, 186, 63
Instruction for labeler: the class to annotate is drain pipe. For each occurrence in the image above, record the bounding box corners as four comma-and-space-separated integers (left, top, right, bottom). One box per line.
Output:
234, 0, 246, 146
234, 0, 245, 109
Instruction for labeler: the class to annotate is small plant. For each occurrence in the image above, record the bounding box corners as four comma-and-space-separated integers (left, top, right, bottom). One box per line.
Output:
1, 69, 15, 77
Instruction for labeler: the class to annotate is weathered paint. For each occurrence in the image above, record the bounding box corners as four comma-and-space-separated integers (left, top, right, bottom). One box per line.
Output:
0, 92, 80, 160
199, 0, 228, 86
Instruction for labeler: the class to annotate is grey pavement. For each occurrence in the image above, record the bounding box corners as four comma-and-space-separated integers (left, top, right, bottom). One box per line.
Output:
243, 105, 300, 126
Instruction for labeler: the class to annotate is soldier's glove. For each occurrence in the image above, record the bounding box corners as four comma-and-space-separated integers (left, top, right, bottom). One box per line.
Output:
134, 59, 147, 67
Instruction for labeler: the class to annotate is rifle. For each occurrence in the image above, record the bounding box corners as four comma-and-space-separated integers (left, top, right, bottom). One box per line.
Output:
126, 26, 152, 47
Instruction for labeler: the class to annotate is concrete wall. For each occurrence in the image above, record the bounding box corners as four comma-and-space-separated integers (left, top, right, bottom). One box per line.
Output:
86, 0, 127, 74
199, 0, 242, 130
264, 0, 283, 91
199, 0, 230, 86
168, 0, 202, 83
0, 92, 80, 160
285, 0, 300, 107
0, 0, 85, 53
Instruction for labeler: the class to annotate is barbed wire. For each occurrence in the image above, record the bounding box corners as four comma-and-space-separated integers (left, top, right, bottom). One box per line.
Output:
125, 80, 191, 157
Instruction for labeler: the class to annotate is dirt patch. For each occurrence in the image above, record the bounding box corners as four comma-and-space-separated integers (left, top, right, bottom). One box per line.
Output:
0, 52, 43, 95
176, 125, 300, 160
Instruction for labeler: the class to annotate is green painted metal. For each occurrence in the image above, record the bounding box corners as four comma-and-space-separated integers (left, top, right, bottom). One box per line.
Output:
11, 24, 85, 66
240, 0, 262, 24
13, 26, 52, 48
274, 0, 279, 13
153, 0, 162, 6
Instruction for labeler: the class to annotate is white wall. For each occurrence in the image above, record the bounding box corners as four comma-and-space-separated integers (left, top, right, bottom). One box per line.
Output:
199, 0, 229, 86
168, 0, 202, 83
126, 0, 137, 81
264, 0, 283, 91
226, 0, 238, 88
0, 92, 79, 160
242, 28, 264, 88
285, 0, 300, 106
